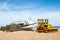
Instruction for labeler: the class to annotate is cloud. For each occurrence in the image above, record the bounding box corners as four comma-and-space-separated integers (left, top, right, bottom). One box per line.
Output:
0, 0, 12, 11
0, 10, 60, 26
0, 0, 60, 26
0, 0, 38, 12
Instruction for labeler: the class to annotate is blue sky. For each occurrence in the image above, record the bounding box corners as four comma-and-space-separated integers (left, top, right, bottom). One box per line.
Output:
0, 0, 60, 26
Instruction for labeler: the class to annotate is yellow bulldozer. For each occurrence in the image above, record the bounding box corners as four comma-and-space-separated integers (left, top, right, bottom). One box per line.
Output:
37, 18, 58, 33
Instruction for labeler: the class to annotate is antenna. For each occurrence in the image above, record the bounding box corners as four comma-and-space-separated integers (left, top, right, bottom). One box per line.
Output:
29, 16, 32, 20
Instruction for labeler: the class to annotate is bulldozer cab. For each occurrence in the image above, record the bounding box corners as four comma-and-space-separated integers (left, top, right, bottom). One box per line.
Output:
38, 19, 48, 28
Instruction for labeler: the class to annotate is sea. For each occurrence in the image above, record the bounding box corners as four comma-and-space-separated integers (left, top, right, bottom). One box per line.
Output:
53, 26, 60, 28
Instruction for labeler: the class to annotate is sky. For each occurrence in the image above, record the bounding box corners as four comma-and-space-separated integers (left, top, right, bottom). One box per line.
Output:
0, 0, 60, 26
